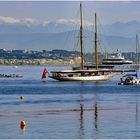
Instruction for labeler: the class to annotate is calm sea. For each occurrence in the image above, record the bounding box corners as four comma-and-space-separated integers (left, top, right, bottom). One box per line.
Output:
0, 66, 140, 139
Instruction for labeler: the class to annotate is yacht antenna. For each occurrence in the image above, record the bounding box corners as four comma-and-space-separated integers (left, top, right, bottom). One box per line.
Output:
136, 34, 139, 64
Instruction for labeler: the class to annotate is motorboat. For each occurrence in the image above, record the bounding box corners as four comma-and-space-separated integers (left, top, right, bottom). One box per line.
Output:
102, 50, 133, 65
118, 73, 140, 85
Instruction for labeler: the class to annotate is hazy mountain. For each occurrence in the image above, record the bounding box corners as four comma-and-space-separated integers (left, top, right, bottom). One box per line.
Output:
0, 22, 78, 33
0, 31, 135, 52
0, 20, 138, 52
0, 20, 140, 35
104, 20, 140, 37
0, 31, 77, 51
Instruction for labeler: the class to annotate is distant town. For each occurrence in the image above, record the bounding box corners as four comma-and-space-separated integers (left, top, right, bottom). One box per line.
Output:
0, 49, 137, 65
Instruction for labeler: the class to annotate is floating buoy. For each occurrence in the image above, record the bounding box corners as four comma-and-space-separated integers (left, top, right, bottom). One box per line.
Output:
20, 120, 26, 129
20, 96, 24, 100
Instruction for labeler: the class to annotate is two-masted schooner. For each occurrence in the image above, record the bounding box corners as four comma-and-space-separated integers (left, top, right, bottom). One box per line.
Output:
48, 3, 115, 81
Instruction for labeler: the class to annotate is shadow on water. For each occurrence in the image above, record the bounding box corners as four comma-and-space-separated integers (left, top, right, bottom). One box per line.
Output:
94, 103, 98, 131
78, 82, 100, 139
78, 99, 99, 139
76, 81, 136, 139
92, 92, 99, 139
79, 103, 84, 138
78, 82, 84, 138
2, 74, 140, 138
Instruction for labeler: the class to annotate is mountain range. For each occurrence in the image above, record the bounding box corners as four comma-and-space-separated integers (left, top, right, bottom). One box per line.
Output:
0, 20, 139, 52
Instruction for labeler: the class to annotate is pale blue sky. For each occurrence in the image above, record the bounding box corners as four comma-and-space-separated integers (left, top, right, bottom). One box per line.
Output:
0, 1, 139, 24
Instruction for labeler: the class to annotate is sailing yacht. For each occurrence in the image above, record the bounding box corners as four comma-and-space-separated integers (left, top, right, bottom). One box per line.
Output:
48, 3, 115, 81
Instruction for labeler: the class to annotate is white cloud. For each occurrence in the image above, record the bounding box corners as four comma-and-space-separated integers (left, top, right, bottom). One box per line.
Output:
0, 16, 38, 25
21, 18, 37, 24
47, 18, 93, 26
55, 19, 80, 24
0, 16, 20, 24
0, 16, 93, 26
42, 20, 50, 26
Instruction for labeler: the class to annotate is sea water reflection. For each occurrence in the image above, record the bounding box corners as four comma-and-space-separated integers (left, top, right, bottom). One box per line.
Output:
78, 85, 100, 139
78, 103, 99, 138
0, 66, 140, 138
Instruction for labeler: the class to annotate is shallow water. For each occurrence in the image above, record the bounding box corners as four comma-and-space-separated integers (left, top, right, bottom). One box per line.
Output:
0, 66, 140, 139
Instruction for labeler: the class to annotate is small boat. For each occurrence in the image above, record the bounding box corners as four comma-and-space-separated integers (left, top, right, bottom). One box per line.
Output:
14, 66, 18, 68
118, 73, 140, 85
48, 3, 115, 82
0, 74, 22, 78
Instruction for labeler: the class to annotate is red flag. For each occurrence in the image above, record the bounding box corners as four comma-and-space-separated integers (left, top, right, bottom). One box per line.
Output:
41, 68, 47, 80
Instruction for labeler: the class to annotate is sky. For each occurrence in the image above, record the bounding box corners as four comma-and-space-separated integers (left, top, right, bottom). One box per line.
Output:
0, 1, 139, 24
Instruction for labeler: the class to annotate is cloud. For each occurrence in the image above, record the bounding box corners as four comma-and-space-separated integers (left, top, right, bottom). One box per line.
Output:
0, 16, 93, 26
0, 16, 20, 24
55, 19, 80, 24
0, 16, 38, 25
45, 18, 93, 26
21, 18, 37, 24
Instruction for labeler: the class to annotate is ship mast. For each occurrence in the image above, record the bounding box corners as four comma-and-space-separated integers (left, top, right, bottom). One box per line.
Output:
94, 13, 98, 70
80, 3, 84, 70
136, 34, 139, 64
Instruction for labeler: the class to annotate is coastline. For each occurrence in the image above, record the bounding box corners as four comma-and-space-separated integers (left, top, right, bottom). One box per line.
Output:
0, 58, 73, 66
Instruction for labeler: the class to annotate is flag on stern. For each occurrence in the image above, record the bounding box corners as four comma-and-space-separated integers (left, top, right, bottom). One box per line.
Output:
41, 68, 47, 80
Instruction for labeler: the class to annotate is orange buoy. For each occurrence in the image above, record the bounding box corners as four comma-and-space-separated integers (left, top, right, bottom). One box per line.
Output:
20, 96, 24, 100
20, 120, 26, 129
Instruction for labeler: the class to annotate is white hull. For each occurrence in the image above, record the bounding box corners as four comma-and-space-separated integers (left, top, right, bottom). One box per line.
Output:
132, 79, 140, 84
118, 78, 140, 85
102, 51, 133, 65
117, 73, 140, 85
113, 64, 139, 71
49, 74, 112, 81
102, 61, 133, 65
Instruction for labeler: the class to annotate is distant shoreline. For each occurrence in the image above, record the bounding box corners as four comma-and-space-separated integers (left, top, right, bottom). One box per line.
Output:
0, 58, 72, 66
